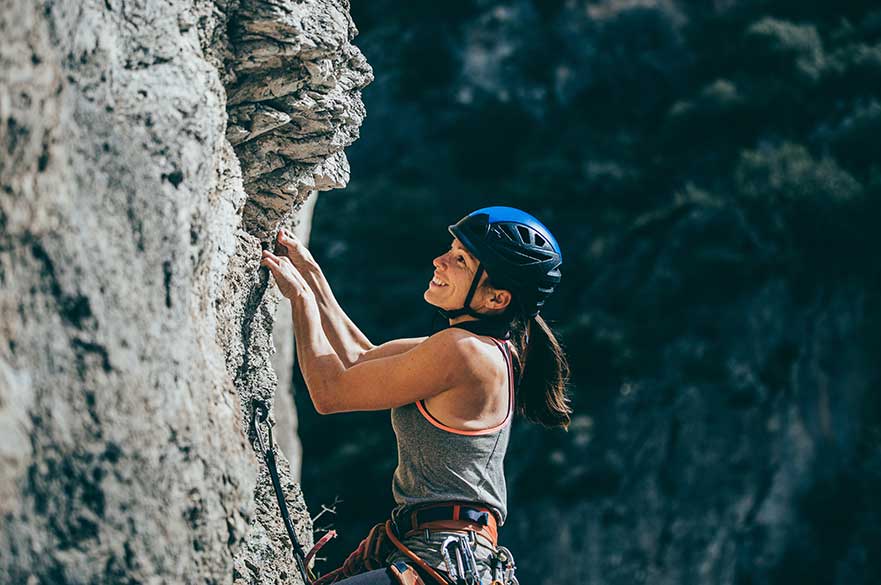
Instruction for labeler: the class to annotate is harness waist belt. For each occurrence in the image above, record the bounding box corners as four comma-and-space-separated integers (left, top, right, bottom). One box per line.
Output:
393, 503, 499, 546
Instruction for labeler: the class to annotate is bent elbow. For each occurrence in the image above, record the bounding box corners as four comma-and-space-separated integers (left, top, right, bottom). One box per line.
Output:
313, 400, 336, 415
311, 393, 332, 415
307, 374, 347, 415
349, 343, 377, 367
311, 390, 342, 415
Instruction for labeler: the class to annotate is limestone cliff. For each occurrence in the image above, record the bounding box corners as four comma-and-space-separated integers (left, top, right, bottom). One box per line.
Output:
0, 1, 371, 583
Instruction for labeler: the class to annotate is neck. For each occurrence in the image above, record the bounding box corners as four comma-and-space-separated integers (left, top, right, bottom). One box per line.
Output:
448, 314, 479, 327
444, 311, 512, 340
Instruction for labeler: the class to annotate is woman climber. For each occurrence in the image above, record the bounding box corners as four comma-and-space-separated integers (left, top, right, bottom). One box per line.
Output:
260, 206, 571, 585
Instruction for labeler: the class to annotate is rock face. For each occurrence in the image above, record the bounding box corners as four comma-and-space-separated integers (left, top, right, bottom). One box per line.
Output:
0, 1, 370, 583
226, 1, 370, 239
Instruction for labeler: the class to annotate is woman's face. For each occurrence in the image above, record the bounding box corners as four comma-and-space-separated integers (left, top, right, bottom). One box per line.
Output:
424, 238, 489, 311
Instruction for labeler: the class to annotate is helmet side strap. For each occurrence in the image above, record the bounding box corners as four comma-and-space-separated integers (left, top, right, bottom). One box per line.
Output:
436, 264, 485, 319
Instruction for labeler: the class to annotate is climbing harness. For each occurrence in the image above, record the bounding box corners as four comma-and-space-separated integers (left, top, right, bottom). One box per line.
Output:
389, 560, 429, 585
307, 502, 519, 585
251, 399, 336, 585
390, 503, 499, 549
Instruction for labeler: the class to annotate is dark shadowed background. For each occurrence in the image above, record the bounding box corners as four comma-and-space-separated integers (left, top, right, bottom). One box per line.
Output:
295, 1, 881, 584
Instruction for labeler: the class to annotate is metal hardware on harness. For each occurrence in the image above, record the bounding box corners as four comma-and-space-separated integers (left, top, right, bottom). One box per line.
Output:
252, 399, 312, 584
439, 539, 457, 583
490, 553, 501, 585
492, 546, 518, 585
440, 536, 480, 585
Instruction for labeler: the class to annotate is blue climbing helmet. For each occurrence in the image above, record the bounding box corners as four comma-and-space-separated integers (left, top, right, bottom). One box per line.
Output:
442, 206, 562, 319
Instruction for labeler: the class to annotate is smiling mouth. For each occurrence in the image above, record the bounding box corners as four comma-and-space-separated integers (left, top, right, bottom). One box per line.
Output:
430, 276, 448, 287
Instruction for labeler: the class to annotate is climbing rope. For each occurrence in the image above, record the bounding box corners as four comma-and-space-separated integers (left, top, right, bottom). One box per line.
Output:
251, 399, 335, 584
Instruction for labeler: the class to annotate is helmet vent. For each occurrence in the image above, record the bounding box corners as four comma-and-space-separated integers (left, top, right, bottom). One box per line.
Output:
493, 225, 515, 241
534, 233, 546, 248
516, 225, 531, 243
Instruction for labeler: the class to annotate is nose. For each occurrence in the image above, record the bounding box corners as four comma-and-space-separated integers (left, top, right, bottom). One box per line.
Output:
433, 252, 448, 270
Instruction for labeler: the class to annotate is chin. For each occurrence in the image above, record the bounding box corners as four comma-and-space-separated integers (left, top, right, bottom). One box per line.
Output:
423, 288, 446, 310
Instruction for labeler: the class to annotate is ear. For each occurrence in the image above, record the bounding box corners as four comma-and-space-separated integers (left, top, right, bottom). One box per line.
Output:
485, 288, 512, 312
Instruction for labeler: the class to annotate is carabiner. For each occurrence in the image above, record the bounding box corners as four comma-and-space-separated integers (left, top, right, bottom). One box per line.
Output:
251, 399, 271, 454
456, 535, 480, 585
440, 536, 462, 583
494, 546, 518, 585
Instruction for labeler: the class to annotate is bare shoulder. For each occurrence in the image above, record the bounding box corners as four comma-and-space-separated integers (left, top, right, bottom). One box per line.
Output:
427, 328, 507, 380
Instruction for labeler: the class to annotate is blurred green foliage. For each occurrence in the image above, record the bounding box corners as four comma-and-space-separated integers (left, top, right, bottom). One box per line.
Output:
299, 1, 881, 580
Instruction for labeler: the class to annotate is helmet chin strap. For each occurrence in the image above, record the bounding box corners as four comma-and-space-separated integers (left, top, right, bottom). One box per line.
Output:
435, 264, 486, 320
432, 263, 513, 339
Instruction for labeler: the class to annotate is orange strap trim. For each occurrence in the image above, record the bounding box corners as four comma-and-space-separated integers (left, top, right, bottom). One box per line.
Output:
416, 337, 514, 436
404, 519, 498, 547
399, 501, 499, 546
388, 562, 426, 585
384, 520, 450, 585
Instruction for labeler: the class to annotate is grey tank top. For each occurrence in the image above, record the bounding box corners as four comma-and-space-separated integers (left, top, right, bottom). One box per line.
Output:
390, 337, 514, 525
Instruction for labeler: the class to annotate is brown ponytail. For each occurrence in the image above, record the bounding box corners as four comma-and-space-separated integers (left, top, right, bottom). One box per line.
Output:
508, 313, 572, 430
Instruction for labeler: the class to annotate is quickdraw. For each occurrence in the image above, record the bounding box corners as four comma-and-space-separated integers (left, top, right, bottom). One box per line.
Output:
251, 399, 336, 585
440, 535, 518, 585
440, 535, 480, 585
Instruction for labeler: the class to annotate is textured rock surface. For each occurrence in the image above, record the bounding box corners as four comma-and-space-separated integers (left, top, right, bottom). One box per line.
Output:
226, 0, 371, 239
0, 0, 370, 583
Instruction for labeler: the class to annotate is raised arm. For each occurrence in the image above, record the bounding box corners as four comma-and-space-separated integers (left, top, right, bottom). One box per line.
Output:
259, 248, 469, 414
274, 229, 374, 366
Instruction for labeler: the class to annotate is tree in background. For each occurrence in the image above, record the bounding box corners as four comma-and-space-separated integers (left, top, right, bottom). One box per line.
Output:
300, 2, 881, 583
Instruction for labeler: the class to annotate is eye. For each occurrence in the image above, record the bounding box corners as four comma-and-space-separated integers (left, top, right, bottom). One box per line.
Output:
457, 255, 466, 264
